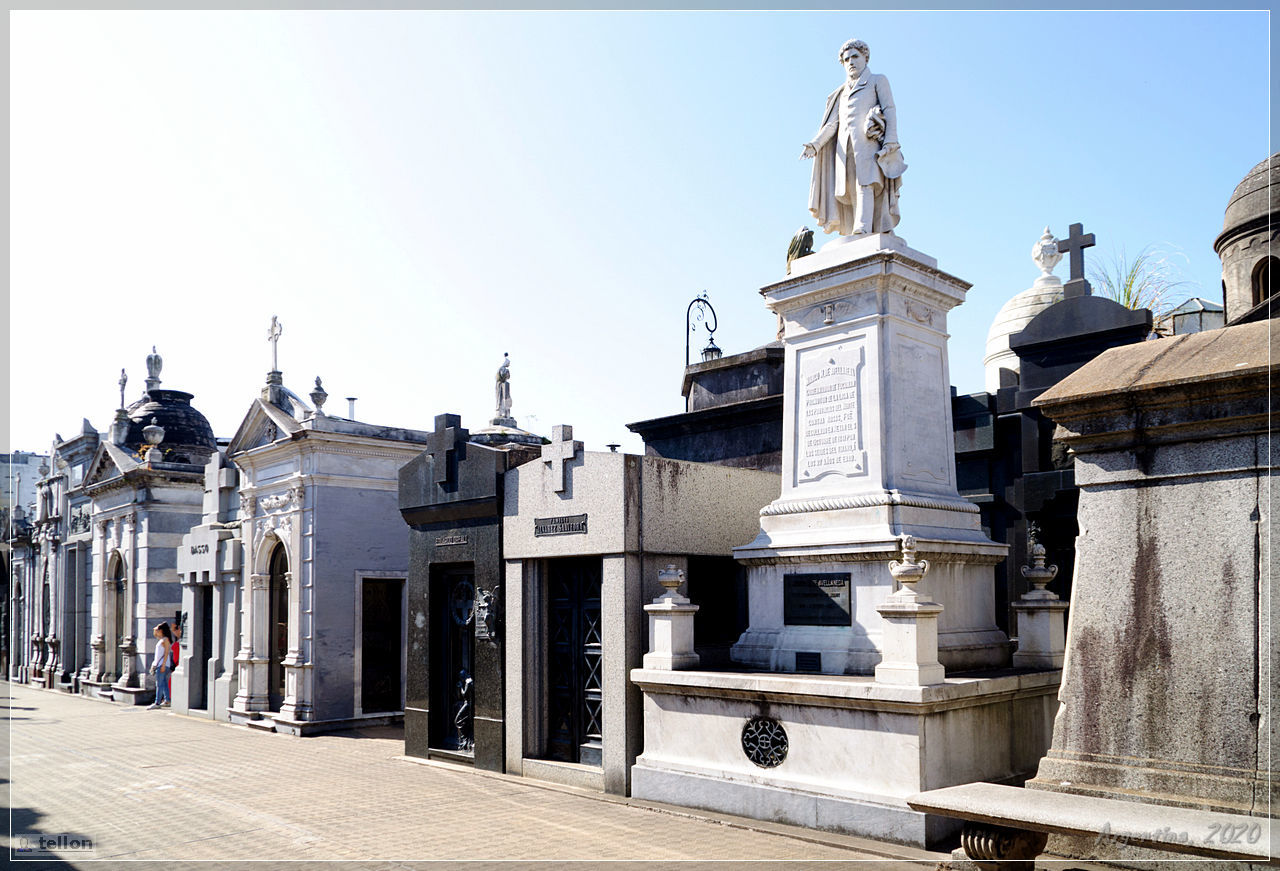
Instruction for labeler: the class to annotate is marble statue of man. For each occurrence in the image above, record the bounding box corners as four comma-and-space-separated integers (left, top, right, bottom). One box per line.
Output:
801, 39, 906, 236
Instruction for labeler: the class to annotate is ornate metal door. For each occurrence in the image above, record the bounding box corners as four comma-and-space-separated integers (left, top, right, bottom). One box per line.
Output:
546, 557, 603, 766
267, 545, 288, 712
431, 568, 474, 751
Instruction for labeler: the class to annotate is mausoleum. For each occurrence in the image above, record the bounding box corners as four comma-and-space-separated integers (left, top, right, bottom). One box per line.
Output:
226, 322, 432, 734
173, 445, 243, 721
80, 349, 217, 705
398, 362, 542, 771
502, 428, 776, 795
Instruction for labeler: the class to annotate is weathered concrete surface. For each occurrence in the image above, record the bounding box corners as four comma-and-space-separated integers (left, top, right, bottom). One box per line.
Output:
1025, 318, 1278, 868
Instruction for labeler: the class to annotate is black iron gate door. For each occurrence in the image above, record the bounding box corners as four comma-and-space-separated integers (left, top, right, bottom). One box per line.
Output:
546, 557, 603, 765
431, 568, 475, 751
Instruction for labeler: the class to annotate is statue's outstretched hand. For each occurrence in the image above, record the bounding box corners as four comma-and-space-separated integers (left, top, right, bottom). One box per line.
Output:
800, 143, 817, 160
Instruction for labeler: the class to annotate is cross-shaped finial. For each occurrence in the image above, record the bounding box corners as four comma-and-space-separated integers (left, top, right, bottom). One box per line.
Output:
268, 316, 283, 372
542, 424, 583, 494
118, 369, 128, 409
1056, 222, 1095, 298
427, 413, 468, 489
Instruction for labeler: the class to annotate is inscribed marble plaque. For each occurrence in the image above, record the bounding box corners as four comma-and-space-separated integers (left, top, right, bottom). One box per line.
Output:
784, 573, 852, 626
796, 340, 866, 483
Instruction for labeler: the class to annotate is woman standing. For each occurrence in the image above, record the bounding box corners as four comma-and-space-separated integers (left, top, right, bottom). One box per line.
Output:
146, 622, 173, 710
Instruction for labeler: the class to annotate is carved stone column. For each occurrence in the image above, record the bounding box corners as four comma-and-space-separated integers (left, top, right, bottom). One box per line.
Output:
233, 572, 270, 713
279, 570, 313, 721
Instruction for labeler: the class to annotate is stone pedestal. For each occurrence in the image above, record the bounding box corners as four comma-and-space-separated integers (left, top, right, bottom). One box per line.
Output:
732, 234, 1009, 675
1010, 539, 1066, 670
874, 535, 945, 687
631, 237, 1056, 848
643, 566, 700, 670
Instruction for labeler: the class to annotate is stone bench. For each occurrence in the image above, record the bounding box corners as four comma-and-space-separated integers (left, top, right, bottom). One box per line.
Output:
907, 782, 1278, 868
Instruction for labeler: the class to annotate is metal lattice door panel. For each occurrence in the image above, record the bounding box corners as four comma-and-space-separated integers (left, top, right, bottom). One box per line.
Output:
546, 558, 603, 766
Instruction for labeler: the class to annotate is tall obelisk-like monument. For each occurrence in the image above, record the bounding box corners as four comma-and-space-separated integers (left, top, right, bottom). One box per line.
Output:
732, 39, 1008, 675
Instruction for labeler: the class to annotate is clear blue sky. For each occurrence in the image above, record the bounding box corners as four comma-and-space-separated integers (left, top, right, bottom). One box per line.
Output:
8, 10, 1271, 456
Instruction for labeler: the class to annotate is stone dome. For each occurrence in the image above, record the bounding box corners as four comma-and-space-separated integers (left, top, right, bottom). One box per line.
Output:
983, 228, 1068, 393
1219, 153, 1278, 241
124, 388, 218, 464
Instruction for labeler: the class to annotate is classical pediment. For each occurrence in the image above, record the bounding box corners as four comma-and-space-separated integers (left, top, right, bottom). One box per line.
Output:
227, 399, 301, 456
82, 442, 134, 488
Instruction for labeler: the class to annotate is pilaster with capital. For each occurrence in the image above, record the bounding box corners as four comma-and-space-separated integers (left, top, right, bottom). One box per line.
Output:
232, 572, 271, 713
279, 570, 314, 721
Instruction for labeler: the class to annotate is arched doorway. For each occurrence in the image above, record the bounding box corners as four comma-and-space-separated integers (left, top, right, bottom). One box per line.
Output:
267, 544, 289, 712
110, 556, 126, 680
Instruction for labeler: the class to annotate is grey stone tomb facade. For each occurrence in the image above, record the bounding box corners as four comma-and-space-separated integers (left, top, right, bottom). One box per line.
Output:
226, 349, 431, 735
173, 446, 243, 721
80, 349, 217, 705
502, 427, 777, 795
910, 318, 1278, 869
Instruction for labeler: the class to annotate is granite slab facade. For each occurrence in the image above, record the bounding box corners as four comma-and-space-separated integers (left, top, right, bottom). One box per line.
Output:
1025, 320, 1278, 866
398, 413, 540, 771
502, 445, 776, 795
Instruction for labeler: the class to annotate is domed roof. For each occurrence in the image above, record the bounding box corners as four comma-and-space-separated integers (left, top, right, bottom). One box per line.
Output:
124, 389, 217, 464
1221, 153, 1278, 237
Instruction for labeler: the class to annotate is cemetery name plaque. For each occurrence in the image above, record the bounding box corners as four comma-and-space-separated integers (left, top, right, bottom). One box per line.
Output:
435, 532, 468, 547
534, 513, 588, 537
796, 340, 866, 482
783, 573, 852, 626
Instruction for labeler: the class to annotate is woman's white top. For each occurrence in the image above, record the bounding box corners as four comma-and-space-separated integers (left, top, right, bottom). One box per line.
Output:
152, 638, 169, 671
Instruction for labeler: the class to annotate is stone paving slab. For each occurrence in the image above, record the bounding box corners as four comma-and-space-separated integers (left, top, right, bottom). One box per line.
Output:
5, 684, 946, 869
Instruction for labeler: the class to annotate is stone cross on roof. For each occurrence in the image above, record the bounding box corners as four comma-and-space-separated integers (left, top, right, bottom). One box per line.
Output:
542, 424, 583, 494
1056, 222, 1095, 299
427, 413, 468, 489
268, 316, 283, 372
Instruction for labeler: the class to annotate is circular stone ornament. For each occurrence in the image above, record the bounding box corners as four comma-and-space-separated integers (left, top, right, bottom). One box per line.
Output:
741, 716, 788, 768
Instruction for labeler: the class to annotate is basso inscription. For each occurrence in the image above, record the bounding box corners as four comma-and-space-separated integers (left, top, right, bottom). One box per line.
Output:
189, 544, 210, 555
783, 573, 851, 626
797, 342, 866, 481
534, 513, 588, 537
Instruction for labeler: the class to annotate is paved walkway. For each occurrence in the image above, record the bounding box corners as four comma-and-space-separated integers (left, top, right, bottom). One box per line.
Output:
6, 684, 947, 870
